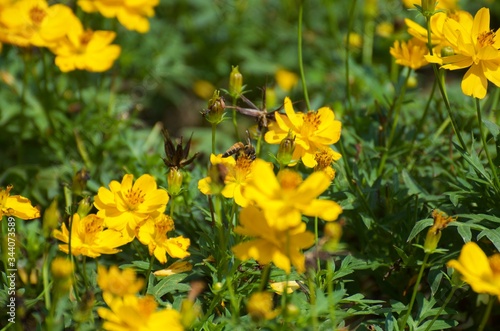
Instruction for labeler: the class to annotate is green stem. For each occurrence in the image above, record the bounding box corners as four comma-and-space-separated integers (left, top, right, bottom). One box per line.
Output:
400, 252, 430, 330
143, 255, 155, 295
475, 98, 500, 191
377, 68, 412, 176
258, 264, 272, 292
42, 249, 51, 310
423, 287, 457, 331
314, 216, 320, 271
81, 256, 88, 290
298, 1, 311, 110
169, 196, 175, 218
478, 295, 495, 331
211, 123, 217, 154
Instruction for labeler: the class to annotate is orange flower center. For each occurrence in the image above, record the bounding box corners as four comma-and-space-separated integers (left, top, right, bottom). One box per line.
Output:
155, 215, 175, 234
277, 170, 303, 190
29, 7, 46, 25
314, 150, 333, 170
302, 112, 321, 133
235, 155, 253, 179
124, 189, 145, 210
83, 215, 104, 234
477, 30, 496, 48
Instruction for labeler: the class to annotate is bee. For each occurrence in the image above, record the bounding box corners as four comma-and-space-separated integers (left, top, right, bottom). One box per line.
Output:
223, 131, 256, 160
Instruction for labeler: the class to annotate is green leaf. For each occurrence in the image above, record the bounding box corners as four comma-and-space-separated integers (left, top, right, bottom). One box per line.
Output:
477, 227, 500, 251
150, 273, 190, 298
407, 218, 433, 243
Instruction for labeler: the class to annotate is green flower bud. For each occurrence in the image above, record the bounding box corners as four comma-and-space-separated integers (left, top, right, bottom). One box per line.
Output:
441, 46, 454, 57
202, 90, 226, 125
168, 168, 183, 196
72, 169, 90, 196
77, 197, 93, 219
277, 131, 296, 167
229, 65, 243, 97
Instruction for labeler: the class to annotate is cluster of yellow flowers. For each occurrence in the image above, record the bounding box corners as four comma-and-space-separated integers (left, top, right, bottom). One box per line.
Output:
97, 265, 184, 330
390, 3, 500, 99
199, 97, 343, 274
0, 0, 158, 72
53, 174, 190, 264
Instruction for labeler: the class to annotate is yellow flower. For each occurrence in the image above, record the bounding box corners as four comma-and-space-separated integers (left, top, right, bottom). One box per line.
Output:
50, 18, 120, 73
390, 37, 429, 70
52, 213, 128, 258
98, 294, 184, 331
270, 281, 300, 295
97, 265, 145, 297
51, 257, 74, 295
198, 153, 254, 207
0, 0, 77, 47
232, 205, 315, 274
153, 260, 193, 277
0, 185, 40, 220
78, 0, 159, 33
275, 69, 299, 92
243, 159, 342, 231
314, 147, 342, 180
427, 7, 500, 99
94, 174, 169, 241
447, 242, 500, 299
136, 214, 190, 264
376, 22, 394, 38
246, 292, 280, 321
265, 97, 342, 168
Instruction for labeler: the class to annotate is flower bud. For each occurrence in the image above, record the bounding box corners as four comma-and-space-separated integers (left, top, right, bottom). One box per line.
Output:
168, 168, 183, 196
323, 222, 342, 252
441, 46, 454, 57
180, 299, 201, 328
77, 197, 93, 219
277, 131, 296, 167
72, 169, 90, 196
51, 257, 74, 296
423, 209, 455, 253
229, 65, 243, 97
421, 0, 435, 13
423, 227, 442, 253
43, 199, 61, 238
202, 90, 226, 125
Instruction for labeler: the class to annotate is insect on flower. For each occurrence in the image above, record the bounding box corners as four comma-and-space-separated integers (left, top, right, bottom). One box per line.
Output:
222, 131, 256, 161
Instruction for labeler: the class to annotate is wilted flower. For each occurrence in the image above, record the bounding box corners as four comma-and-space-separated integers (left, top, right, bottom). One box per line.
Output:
0, 185, 40, 220
424, 209, 455, 253
154, 260, 193, 277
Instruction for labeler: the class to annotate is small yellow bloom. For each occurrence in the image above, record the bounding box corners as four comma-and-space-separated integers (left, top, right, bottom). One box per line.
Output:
426, 7, 500, 99
0, 185, 40, 220
232, 206, 315, 274
447, 242, 500, 299
376, 22, 394, 38
98, 294, 184, 331
275, 69, 298, 92
198, 153, 255, 207
136, 214, 190, 264
270, 281, 300, 295
53, 213, 128, 258
246, 292, 280, 321
154, 260, 193, 277
78, 0, 159, 33
94, 174, 169, 241
51, 257, 74, 295
243, 159, 342, 231
265, 97, 342, 168
390, 37, 429, 70
97, 265, 145, 297
314, 147, 342, 180
50, 18, 121, 73
0, 0, 77, 47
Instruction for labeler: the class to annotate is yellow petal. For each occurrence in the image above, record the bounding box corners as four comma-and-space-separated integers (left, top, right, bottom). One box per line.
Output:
472, 8, 490, 43
461, 64, 487, 99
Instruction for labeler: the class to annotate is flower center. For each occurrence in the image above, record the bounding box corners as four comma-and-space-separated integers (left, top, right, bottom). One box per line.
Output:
80, 215, 104, 243
235, 155, 253, 180
277, 170, 303, 190
29, 7, 46, 25
477, 30, 496, 48
314, 149, 334, 169
155, 215, 175, 235
125, 189, 145, 210
302, 112, 321, 135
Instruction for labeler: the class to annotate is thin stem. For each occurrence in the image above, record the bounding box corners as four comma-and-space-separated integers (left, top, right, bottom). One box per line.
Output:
423, 287, 457, 331
298, 2, 311, 110
475, 98, 500, 191
478, 295, 495, 331
143, 255, 155, 295
211, 123, 217, 154
377, 67, 412, 176
314, 216, 320, 271
400, 252, 430, 330
258, 264, 272, 292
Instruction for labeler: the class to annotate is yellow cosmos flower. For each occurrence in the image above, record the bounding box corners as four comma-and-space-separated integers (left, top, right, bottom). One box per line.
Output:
427, 7, 500, 99
447, 242, 500, 299
243, 159, 342, 231
198, 153, 254, 207
0, 185, 40, 220
265, 97, 342, 168
246, 292, 280, 321
50, 18, 120, 73
0, 0, 77, 47
97, 265, 145, 297
98, 294, 184, 331
275, 69, 299, 92
232, 205, 315, 274
94, 174, 169, 241
136, 214, 190, 264
153, 260, 193, 277
314, 147, 342, 180
270, 281, 300, 295
52, 214, 128, 258
78, 0, 159, 33
390, 37, 429, 70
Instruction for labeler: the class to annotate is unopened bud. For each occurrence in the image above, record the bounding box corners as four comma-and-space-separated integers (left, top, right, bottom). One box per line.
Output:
77, 197, 93, 219
168, 168, 183, 196
43, 199, 60, 238
441, 46, 454, 57
72, 169, 90, 196
51, 257, 74, 297
203, 90, 226, 124
229, 65, 243, 97
423, 227, 442, 253
277, 131, 296, 167
421, 0, 436, 13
